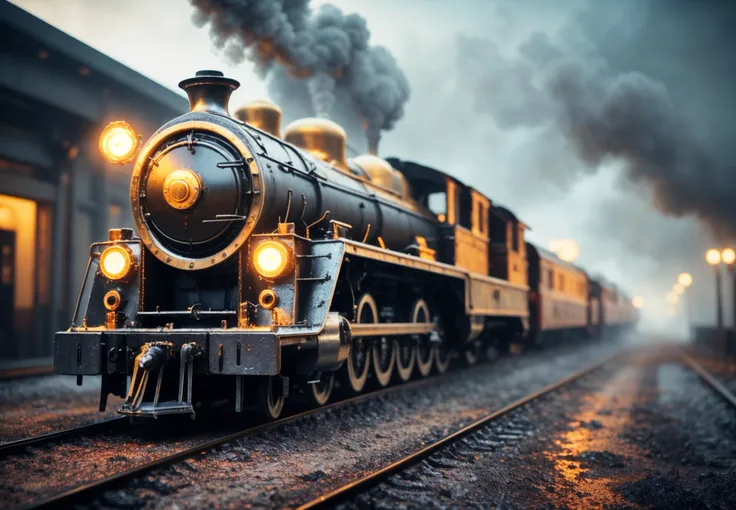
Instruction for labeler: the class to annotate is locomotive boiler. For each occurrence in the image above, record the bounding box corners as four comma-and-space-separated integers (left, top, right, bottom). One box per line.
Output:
53, 70, 637, 421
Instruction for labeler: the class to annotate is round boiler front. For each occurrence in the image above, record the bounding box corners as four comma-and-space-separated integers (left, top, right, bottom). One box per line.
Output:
134, 126, 257, 265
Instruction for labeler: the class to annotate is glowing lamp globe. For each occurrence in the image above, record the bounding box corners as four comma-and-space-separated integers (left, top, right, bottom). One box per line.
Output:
723, 248, 736, 265
706, 249, 721, 266
99, 121, 141, 164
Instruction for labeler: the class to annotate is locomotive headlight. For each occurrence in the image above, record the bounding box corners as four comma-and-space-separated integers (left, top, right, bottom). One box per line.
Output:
253, 241, 290, 279
99, 121, 141, 164
100, 245, 136, 281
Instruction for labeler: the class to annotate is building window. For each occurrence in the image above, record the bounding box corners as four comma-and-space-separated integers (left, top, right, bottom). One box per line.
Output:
0, 194, 37, 360
548, 269, 554, 290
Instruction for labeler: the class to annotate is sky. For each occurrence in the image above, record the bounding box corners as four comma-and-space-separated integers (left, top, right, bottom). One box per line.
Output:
11, 0, 736, 336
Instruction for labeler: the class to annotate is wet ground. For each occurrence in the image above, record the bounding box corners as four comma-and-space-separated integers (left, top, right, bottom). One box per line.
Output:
0, 375, 122, 443
342, 349, 736, 509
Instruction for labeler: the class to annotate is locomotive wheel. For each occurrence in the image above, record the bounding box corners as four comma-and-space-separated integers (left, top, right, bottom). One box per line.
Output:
338, 293, 373, 394
463, 340, 482, 367
258, 375, 285, 420
371, 306, 396, 388
412, 299, 434, 378
485, 342, 500, 363
435, 341, 452, 374
308, 372, 335, 407
394, 338, 417, 383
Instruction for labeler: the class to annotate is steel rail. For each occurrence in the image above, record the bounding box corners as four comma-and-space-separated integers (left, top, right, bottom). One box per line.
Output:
24, 351, 498, 509
0, 417, 126, 458
296, 349, 627, 510
679, 350, 736, 409
0, 364, 53, 380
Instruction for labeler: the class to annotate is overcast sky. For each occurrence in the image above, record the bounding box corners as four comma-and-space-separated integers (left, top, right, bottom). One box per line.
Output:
12, 0, 736, 336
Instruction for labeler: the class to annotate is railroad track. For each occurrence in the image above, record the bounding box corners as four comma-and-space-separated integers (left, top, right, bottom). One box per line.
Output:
23, 353, 500, 509
679, 350, 736, 409
0, 417, 126, 459
291, 345, 736, 509
296, 350, 627, 510
0, 363, 53, 380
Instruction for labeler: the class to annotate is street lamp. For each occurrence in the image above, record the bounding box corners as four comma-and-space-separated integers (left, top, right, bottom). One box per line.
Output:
677, 273, 693, 339
706, 249, 722, 266
707, 248, 726, 353
724, 249, 736, 336
723, 248, 736, 266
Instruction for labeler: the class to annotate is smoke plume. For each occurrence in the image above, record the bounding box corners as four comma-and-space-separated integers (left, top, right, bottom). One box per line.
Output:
457, 0, 736, 243
190, 0, 410, 149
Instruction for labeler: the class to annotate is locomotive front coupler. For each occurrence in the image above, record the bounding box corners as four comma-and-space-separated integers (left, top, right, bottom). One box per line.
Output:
118, 341, 201, 419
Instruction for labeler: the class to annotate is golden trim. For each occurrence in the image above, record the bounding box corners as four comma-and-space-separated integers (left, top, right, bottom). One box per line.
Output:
446, 178, 457, 225
341, 239, 530, 292
162, 168, 203, 210
258, 289, 279, 310
103, 290, 122, 311
415, 236, 436, 261
106, 311, 118, 329
130, 120, 265, 271
470, 308, 530, 318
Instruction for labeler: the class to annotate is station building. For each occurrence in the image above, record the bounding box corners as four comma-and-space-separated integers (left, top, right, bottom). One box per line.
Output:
0, 0, 187, 362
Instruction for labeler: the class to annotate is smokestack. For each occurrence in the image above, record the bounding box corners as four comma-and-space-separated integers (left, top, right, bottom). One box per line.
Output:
179, 70, 239, 116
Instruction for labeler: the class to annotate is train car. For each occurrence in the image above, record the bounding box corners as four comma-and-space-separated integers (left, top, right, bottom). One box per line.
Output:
588, 278, 603, 337
597, 282, 638, 334
525, 243, 590, 344
53, 71, 531, 420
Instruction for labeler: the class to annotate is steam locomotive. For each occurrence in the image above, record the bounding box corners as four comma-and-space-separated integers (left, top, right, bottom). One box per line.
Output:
53, 71, 638, 420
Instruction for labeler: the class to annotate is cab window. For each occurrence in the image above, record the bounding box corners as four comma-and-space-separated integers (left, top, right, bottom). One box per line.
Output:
428, 192, 447, 222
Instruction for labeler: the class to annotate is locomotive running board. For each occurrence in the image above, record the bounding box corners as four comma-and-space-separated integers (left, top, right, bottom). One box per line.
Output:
350, 322, 435, 337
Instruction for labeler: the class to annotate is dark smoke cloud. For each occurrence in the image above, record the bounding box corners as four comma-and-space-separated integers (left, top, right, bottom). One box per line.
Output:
189, 0, 410, 151
457, 0, 736, 243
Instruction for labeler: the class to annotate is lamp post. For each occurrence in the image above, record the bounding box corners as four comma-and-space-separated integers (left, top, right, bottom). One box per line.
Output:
723, 248, 735, 333
678, 272, 693, 338
706, 248, 725, 354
